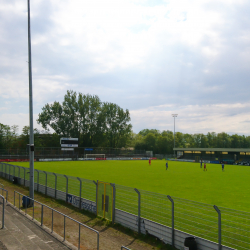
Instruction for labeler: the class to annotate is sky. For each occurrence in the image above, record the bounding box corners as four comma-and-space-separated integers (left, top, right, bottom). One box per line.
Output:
1, 0, 250, 135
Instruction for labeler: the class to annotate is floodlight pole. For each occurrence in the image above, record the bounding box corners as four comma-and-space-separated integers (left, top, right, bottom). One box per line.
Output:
172, 114, 178, 158
28, 0, 34, 205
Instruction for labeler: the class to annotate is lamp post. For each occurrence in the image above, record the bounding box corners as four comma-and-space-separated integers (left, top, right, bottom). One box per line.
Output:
172, 114, 178, 158
27, 0, 34, 205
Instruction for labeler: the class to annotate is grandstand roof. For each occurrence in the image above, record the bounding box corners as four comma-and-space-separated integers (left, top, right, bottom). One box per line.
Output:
174, 148, 250, 152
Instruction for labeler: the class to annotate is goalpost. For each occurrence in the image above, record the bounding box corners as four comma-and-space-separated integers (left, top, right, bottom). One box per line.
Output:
85, 154, 106, 159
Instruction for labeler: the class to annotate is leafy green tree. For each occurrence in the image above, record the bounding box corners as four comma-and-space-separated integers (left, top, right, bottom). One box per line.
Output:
144, 133, 156, 151
38, 90, 132, 148
183, 133, 195, 148
175, 132, 185, 148
78, 93, 102, 146
206, 132, 217, 148
100, 102, 132, 148
0, 124, 20, 150
217, 132, 231, 148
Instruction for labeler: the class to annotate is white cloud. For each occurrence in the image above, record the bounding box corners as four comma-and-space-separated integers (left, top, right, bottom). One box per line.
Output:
0, 113, 44, 133
1, 0, 250, 136
130, 102, 250, 134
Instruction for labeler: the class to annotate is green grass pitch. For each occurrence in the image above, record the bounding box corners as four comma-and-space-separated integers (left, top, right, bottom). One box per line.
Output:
12, 160, 250, 212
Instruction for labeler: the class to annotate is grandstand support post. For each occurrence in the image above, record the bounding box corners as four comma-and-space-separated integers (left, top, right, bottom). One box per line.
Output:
110, 183, 116, 224
167, 195, 175, 247
23, 167, 26, 187
43, 171, 47, 196
93, 181, 98, 215
53, 173, 57, 199
134, 188, 141, 234
214, 205, 222, 250
64, 175, 68, 202
77, 177, 82, 210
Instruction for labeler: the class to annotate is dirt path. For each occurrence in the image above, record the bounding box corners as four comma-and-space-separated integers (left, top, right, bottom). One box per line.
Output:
0, 177, 175, 250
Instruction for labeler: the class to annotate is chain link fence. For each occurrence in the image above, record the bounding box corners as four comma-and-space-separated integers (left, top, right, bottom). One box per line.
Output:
0, 162, 249, 249
173, 197, 218, 243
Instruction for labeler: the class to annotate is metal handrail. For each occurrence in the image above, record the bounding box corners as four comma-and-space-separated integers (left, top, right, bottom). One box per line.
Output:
0, 194, 5, 229
0, 187, 8, 203
0, 183, 4, 190
14, 191, 99, 250
121, 246, 131, 250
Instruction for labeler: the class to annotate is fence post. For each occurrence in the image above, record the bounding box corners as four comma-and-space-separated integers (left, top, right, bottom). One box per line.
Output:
214, 205, 222, 250
93, 180, 98, 215
13, 165, 16, 178
8, 164, 11, 181
77, 177, 82, 210
53, 173, 57, 199
134, 188, 141, 234
18, 166, 20, 181
1, 195, 4, 229
23, 167, 26, 186
41, 204, 43, 226
167, 195, 175, 247
44, 171, 47, 196
64, 175, 68, 202
110, 183, 116, 224
35, 169, 39, 192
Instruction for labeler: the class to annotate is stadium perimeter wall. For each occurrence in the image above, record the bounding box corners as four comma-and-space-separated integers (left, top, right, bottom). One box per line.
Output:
0, 163, 241, 250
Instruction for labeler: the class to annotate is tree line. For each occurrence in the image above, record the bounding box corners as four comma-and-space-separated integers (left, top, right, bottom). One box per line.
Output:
1, 90, 250, 154
1, 124, 250, 154
133, 129, 250, 154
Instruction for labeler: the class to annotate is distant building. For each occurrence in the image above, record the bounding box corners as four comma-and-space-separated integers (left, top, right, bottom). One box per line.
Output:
174, 148, 250, 163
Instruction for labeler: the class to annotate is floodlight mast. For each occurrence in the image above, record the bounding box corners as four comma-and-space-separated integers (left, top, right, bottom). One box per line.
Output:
172, 114, 178, 158
27, 0, 34, 205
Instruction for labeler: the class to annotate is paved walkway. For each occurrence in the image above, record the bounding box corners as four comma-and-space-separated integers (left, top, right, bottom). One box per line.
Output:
0, 203, 76, 250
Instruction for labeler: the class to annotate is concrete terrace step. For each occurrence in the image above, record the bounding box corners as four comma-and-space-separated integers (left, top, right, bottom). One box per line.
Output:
0, 204, 76, 250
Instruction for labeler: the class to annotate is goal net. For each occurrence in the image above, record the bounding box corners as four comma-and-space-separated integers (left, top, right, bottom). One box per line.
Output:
85, 154, 106, 159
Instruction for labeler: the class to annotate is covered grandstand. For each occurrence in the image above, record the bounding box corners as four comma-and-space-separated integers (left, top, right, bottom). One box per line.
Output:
174, 148, 250, 164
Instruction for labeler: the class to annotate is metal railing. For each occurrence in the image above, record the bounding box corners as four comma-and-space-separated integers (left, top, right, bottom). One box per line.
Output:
0, 194, 5, 229
0, 187, 8, 202
13, 191, 99, 250
121, 246, 131, 250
